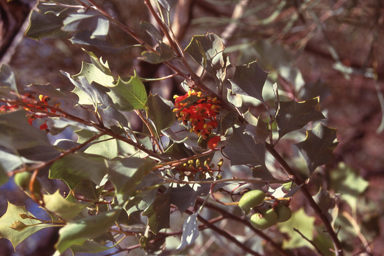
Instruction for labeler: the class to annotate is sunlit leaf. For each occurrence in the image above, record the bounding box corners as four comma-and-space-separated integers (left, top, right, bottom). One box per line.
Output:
276, 97, 325, 139
56, 207, 121, 253
49, 152, 108, 190
0, 202, 50, 249
176, 212, 199, 250
223, 125, 266, 166
244, 111, 270, 144
295, 123, 338, 174
277, 208, 316, 249
142, 189, 171, 234
330, 162, 368, 212
229, 61, 268, 103
70, 240, 112, 255
43, 191, 88, 220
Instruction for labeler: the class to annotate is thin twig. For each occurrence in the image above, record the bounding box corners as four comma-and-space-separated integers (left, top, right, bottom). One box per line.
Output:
293, 228, 325, 256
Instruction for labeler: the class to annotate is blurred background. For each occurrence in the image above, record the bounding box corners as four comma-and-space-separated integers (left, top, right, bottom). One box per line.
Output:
1, 0, 384, 255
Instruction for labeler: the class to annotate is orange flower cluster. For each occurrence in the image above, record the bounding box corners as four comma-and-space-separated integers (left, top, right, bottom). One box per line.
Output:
173, 90, 221, 140
0, 93, 59, 130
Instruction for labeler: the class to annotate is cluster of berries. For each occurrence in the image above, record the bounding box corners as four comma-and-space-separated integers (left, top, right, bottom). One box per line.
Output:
0, 93, 59, 131
173, 90, 221, 141
176, 158, 223, 181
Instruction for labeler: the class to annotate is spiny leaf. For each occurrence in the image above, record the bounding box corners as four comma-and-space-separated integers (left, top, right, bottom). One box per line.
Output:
220, 110, 238, 135
142, 189, 171, 234
49, 152, 108, 190
43, 191, 88, 221
0, 202, 49, 249
244, 111, 270, 144
106, 71, 147, 111
229, 61, 268, 103
223, 124, 266, 166
277, 208, 316, 250
55, 208, 121, 253
276, 97, 325, 139
295, 123, 338, 174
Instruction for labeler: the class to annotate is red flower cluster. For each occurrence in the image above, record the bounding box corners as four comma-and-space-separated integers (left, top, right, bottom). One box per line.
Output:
173, 90, 221, 140
0, 93, 59, 131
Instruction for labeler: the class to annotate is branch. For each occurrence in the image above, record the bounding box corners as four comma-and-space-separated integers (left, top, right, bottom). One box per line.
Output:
266, 143, 344, 256
293, 228, 325, 256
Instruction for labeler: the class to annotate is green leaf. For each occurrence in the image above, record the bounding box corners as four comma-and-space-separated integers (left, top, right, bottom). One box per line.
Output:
62, 9, 109, 40
0, 110, 52, 150
140, 21, 162, 42
140, 43, 175, 64
26, 83, 72, 101
107, 157, 156, 203
276, 97, 325, 139
106, 71, 147, 111
142, 189, 171, 234
49, 152, 108, 190
185, 33, 229, 84
73, 61, 114, 88
330, 162, 368, 212
295, 123, 338, 174
223, 125, 266, 166
0, 163, 7, 186
244, 111, 270, 144
146, 94, 175, 134
220, 110, 238, 135
70, 240, 112, 255
277, 208, 316, 250
43, 191, 88, 220
0, 149, 42, 174
0, 64, 17, 93
25, 10, 68, 40
84, 135, 119, 159
229, 61, 268, 103
0, 202, 49, 249
226, 89, 242, 107
55, 208, 121, 253
313, 187, 339, 226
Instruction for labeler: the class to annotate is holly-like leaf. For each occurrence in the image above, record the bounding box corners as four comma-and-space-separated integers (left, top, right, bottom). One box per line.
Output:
142, 189, 171, 234
229, 61, 268, 103
49, 152, 108, 190
176, 212, 199, 250
146, 94, 175, 134
106, 72, 147, 111
330, 162, 368, 213
25, 11, 68, 40
62, 9, 109, 40
83, 135, 119, 159
0, 149, 42, 174
295, 123, 338, 174
0, 110, 53, 150
277, 208, 316, 250
185, 33, 230, 84
107, 157, 155, 203
70, 240, 112, 255
226, 89, 242, 107
313, 187, 339, 227
276, 97, 325, 139
223, 125, 266, 166
0, 64, 17, 93
55, 207, 121, 253
43, 191, 88, 220
0, 202, 50, 249
140, 43, 175, 64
